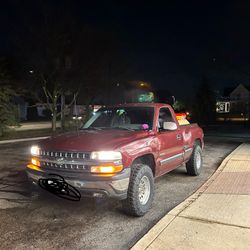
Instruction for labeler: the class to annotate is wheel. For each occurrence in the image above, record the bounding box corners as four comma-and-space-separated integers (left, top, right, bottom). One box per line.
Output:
121, 164, 154, 217
186, 144, 203, 176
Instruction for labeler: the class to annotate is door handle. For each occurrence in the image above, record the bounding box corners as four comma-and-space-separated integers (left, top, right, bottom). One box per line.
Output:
176, 134, 182, 140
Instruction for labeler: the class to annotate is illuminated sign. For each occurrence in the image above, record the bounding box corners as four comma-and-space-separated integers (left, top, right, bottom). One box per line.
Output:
216, 102, 230, 113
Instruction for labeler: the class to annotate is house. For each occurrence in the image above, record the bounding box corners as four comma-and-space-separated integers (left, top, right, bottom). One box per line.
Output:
229, 84, 250, 116
216, 84, 250, 121
230, 84, 250, 101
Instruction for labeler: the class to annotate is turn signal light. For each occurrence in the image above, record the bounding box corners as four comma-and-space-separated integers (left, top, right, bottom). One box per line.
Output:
31, 158, 41, 167
90, 165, 123, 174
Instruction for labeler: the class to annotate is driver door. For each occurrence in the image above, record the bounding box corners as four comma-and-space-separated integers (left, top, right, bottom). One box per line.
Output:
157, 107, 184, 175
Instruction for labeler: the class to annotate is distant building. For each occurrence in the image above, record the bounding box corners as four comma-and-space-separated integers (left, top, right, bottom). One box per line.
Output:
230, 84, 250, 118
229, 84, 250, 101
12, 96, 28, 121
216, 84, 250, 121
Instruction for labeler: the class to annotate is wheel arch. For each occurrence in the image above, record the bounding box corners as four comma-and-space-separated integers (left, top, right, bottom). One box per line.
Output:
194, 138, 202, 148
132, 154, 156, 176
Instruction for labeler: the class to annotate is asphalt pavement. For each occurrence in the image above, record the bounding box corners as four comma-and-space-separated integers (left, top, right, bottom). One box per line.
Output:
0, 122, 250, 250
132, 141, 250, 250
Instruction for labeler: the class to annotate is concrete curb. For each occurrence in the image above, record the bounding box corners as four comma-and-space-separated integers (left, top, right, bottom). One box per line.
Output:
0, 136, 49, 144
131, 143, 244, 250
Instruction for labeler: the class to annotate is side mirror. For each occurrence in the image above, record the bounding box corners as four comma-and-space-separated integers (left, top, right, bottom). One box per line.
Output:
163, 121, 177, 131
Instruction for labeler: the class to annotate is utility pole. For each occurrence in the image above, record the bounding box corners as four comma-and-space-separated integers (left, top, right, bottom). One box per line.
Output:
172, 96, 176, 105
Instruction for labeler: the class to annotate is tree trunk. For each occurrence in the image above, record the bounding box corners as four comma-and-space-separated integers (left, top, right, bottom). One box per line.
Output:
52, 113, 57, 132
52, 94, 58, 132
61, 94, 65, 130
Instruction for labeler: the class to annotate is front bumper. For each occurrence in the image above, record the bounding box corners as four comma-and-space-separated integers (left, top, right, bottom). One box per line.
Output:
26, 167, 131, 200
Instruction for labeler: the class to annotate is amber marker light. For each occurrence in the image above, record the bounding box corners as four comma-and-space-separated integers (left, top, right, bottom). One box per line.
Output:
27, 158, 42, 171
31, 158, 41, 167
90, 165, 123, 174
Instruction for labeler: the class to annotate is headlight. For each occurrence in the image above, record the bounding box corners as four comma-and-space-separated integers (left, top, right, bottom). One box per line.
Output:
90, 151, 122, 161
30, 145, 40, 156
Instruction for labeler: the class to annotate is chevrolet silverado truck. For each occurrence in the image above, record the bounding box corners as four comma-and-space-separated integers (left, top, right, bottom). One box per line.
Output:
27, 103, 204, 216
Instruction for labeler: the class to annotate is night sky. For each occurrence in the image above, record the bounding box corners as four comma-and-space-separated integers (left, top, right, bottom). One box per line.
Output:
1, 0, 250, 100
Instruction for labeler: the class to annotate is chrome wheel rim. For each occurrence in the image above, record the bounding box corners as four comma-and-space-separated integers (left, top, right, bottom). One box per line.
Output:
196, 152, 201, 170
138, 176, 151, 205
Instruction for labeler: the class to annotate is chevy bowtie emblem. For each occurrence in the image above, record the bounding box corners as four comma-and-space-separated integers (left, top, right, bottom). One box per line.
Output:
56, 158, 64, 163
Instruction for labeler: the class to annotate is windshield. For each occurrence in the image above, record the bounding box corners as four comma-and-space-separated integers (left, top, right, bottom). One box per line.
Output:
82, 106, 154, 131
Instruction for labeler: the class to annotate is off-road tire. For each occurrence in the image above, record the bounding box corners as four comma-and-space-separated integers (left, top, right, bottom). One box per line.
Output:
186, 144, 203, 176
121, 164, 154, 217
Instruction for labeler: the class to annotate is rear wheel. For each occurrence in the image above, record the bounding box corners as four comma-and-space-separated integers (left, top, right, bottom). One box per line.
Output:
186, 144, 203, 176
121, 164, 154, 217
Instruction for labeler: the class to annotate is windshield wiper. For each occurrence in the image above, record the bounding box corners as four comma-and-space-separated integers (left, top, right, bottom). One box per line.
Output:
82, 126, 135, 131
111, 126, 135, 131
81, 126, 103, 131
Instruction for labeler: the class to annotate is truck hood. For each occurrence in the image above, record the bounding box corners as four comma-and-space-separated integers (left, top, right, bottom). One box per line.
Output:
38, 129, 151, 152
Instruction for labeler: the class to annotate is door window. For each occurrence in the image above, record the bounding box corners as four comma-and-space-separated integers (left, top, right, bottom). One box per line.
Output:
158, 108, 174, 130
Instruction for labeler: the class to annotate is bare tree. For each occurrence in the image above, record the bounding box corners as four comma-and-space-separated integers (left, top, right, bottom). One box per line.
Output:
192, 77, 216, 125
0, 58, 19, 136
11, 1, 131, 131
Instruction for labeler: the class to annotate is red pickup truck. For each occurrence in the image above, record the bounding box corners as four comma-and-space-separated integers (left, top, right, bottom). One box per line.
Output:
27, 103, 204, 216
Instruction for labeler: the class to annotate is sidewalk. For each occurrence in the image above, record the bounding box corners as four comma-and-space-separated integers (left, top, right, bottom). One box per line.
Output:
132, 142, 250, 250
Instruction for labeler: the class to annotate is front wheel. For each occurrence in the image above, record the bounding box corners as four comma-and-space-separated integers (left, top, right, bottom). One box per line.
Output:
186, 144, 203, 176
121, 164, 154, 217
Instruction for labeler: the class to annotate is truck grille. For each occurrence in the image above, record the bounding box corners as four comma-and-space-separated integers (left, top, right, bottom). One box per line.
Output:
40, 150, 90, 160
39, 150, 91, 172
41, 161, 89, 171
